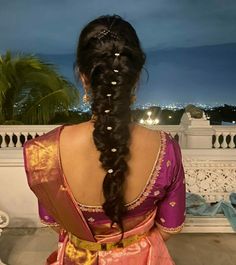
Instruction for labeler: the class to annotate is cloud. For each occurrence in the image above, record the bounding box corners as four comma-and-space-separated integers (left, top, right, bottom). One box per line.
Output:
0, 0, 236, 54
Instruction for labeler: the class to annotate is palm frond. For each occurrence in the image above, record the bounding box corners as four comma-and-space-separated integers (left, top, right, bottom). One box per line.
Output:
0, 51, 80, 124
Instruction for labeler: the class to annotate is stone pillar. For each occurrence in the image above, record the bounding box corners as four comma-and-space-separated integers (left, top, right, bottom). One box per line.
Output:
180, 112, 215, 149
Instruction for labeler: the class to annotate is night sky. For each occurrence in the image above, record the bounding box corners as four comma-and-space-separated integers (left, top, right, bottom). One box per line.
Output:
1, 0, 236, 106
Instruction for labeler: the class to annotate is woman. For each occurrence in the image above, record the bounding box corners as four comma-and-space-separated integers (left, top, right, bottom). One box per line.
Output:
23, 15, 186, 265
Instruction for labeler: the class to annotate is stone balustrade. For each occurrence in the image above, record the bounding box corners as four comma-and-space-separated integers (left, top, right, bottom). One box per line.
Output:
0, 125, 58, 148
212, 125, 236, 149
0, 124, 235, 149
0, 112, 236, 232
0, 112, 235, 149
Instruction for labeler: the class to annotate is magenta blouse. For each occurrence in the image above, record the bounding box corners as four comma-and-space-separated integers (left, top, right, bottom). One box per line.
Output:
37, 125, 186, 234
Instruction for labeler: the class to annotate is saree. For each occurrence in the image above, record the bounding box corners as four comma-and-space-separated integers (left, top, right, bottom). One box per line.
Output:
23, 124, 186, 265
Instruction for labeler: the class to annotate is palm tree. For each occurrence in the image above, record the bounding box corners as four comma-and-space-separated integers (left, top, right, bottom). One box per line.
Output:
0, 51, 80, 124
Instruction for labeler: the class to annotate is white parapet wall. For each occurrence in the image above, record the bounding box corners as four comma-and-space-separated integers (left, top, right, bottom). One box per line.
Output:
0, 122, 236, 232
1, 144, 236, 231
0, 148, 42, 227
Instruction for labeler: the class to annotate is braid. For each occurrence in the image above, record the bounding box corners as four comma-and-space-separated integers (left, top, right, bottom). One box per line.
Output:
76, 15, 145, 236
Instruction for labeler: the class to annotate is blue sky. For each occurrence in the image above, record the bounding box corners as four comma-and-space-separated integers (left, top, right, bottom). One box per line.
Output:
1, 0, 236, 106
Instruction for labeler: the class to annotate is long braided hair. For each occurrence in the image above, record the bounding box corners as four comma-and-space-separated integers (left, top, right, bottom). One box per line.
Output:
76, 15, 146, 235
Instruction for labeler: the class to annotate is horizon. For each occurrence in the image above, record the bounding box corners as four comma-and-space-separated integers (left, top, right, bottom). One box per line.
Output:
34, 42, 236, 106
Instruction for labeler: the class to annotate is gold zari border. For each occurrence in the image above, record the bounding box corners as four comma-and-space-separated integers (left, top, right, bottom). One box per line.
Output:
78, 130, 167, 212
155, 221, 185, 234
40, 218, 60, 227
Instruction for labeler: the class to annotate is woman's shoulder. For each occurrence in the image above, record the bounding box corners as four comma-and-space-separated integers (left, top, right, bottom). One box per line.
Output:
135, 125, 182, 161
59, 121, 180, 153
23, 125, 62, 149
131, 123, 161, 138
133, 123, 178, 146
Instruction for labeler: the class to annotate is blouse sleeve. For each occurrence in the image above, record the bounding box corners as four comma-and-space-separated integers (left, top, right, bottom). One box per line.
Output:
155, 137, 186, 233
23, 140, 60, 227
38, 200, 60, 227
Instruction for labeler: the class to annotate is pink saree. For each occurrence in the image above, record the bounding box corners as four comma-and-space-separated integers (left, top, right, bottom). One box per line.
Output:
23, 124, 186, 265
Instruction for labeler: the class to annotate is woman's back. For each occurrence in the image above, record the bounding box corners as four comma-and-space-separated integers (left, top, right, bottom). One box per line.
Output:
59, 121, 161, 208
23, 14, 186, 264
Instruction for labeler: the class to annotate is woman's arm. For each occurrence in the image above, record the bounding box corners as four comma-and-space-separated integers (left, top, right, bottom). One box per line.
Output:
155, 138, 186, 238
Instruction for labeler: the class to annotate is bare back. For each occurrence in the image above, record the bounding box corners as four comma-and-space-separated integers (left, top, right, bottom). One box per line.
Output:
59, 121, 161, 207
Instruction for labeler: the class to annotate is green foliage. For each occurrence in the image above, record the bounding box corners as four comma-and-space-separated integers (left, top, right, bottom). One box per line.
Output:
0, 50, 80, 124
3, 119, 24, 125
48, 111, 91, 124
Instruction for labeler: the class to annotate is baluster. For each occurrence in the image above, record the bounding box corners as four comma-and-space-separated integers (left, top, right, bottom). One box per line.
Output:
7, 132, 15, 148
2, 133, 8, 148
15, 132, 22, 147
214, 133, 221, 148
176, 132, 180, 143
27, 132, 33, 140
170, 132, 175, 138
0, 133, 4, 148
33, 132, 38, 139
221, 132, 228, 149
21, 132, 28, 145
229, 133, 236, 149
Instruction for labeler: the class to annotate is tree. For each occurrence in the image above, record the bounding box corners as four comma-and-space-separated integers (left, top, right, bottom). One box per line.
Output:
0, 51, 80, 124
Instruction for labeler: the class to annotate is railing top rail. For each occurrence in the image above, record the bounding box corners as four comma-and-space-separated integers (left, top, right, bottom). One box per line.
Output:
0, 125, 61, 133
212, 125, 236, 132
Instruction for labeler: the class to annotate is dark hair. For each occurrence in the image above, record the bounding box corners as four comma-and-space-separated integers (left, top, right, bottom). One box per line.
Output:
76, 15, 145, 236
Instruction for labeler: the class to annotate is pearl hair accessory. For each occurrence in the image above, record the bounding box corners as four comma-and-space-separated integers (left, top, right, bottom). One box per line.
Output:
113, 69, 119, 73
111, 81, 117, 85
104, 109, 110, 113
108, 168, 114, 173
111, 148, 117, 152
107, 126, 112, 130
106, 93, 112, 97
114, 52, 120, 57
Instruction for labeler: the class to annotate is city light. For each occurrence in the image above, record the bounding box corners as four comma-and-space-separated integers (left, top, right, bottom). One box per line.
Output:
139, 111, 160, 125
